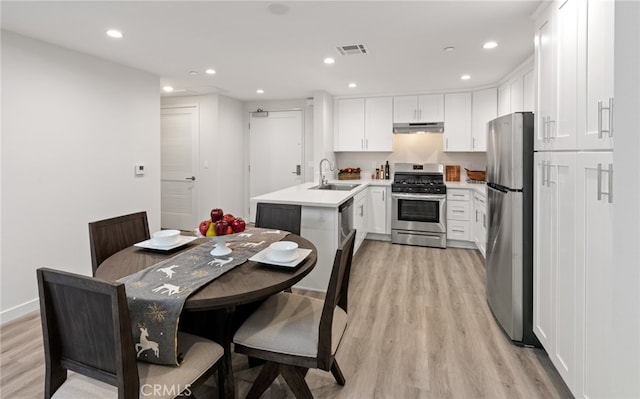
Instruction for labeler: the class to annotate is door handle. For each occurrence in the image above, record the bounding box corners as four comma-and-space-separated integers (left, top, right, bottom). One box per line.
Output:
291, 165, 301, 176
185, 176, 196, 181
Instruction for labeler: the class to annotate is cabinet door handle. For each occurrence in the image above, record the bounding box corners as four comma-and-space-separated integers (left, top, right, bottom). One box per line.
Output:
472, 137, 476, 149
599, 98, 614, 138
365, 139, 369, 150
446, 138, 449, 149
598, 101, 603, 138
361, 139, 364, 150
608, 97, 614, 137
483, 214, 486, 228
414, 109, 417, 120
382, 190, 385, 202
543, 116, 548, 142
597, 163, 614, 203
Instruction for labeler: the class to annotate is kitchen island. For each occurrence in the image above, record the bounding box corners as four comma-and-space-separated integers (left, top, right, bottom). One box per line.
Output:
250, 180, 390, 291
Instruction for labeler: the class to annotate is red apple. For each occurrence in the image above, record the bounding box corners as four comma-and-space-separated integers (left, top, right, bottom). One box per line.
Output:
198, 220, 211, 236
223, 214, 235, 224
210, 208, 224, 222
231, 218, 246, 233
214, 220, 229, 236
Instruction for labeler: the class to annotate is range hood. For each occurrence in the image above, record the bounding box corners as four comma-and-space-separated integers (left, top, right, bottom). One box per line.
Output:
393, 122, 444, 134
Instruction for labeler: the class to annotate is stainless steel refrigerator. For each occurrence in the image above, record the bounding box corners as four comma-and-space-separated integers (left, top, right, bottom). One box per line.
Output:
485, 112, 538, 346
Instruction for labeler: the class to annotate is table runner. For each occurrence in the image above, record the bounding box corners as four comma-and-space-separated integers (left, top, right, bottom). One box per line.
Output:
119, 227, 288, 366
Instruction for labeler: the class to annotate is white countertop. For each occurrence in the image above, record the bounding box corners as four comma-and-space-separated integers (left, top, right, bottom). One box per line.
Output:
250, 181, 371, 208
446, 181, 487, 196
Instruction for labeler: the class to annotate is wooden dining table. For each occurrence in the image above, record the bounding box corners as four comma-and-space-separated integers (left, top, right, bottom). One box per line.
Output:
95, 233, 317, 399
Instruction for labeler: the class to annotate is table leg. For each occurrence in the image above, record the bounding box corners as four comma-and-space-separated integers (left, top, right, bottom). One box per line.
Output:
215, 307, 236, 399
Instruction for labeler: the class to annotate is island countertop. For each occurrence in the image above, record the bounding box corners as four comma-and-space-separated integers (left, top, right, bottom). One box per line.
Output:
250, 180, 376, 208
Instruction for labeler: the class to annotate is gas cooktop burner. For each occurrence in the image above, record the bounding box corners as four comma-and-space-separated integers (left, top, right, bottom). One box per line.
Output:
392, 171, 446, 194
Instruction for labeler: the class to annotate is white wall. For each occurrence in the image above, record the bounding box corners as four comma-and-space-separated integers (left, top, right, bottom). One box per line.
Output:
161, 94, 245, 221
312, 91, 335, 182
612, 0, 640, 396
335, 134, 486, 180
1, 32, 161, 322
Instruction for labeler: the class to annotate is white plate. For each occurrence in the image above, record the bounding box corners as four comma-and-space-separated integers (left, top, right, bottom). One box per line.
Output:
249, 247, 312, 269
134, 235, 198, 251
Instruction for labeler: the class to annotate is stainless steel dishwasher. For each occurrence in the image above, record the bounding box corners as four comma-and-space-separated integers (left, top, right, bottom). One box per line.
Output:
338, 197, 354, 244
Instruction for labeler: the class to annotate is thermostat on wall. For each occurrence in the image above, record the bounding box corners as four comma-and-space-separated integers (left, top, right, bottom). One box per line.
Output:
135, 163, 145, 176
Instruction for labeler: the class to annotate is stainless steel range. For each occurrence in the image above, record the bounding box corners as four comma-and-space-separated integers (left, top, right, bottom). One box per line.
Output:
391, 163, 447, 248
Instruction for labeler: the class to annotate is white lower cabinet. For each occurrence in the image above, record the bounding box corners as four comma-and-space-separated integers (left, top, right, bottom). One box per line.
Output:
446, 189, 471, 241
472, 191, 486, 257
367, 186, 388, 234
352, 190, 368, 253
533, 151, 577, 390
534, 151, 614, 398
575, 151, 614, 398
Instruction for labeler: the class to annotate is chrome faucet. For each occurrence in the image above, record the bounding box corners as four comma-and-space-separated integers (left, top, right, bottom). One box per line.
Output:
319, 158, 334, 187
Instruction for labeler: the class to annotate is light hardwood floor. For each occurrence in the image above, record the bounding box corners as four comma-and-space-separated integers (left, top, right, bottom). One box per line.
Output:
1, 240, 571, 398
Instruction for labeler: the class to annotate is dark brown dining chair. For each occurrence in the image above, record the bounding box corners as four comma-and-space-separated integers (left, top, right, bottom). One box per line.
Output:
88, 211, 150, 276
233, 230, 356, 399
255, 203, 301, 235
37, 267, 224, 399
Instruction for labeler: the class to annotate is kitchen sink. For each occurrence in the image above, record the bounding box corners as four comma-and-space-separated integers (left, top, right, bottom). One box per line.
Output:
310, 183, 360, 191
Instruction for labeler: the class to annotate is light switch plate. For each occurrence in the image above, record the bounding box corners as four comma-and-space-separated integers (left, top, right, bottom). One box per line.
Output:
135, 163, 145, 176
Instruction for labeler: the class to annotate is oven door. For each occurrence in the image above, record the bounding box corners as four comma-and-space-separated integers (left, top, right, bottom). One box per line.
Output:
391, 193, 446, 233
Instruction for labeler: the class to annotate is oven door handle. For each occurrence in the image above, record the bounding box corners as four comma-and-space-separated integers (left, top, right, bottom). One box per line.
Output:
391, 193, 446, 200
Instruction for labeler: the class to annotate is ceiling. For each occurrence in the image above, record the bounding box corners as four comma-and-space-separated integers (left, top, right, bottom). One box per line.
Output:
1, 1, 543, 101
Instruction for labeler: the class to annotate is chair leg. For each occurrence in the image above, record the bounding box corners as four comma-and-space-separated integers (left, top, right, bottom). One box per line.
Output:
248, 356, 266, 368
280, 365, 313, 399
246, 361, 280, 399
330, 360, 346, 386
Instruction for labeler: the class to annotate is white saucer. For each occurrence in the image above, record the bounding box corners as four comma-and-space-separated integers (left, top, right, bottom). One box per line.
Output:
134, 235, 198, 251
267, 251, 298, 263
249, 247, 312, 269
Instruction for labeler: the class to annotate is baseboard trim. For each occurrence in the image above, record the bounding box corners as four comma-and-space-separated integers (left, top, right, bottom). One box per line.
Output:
0, 298, 39, 325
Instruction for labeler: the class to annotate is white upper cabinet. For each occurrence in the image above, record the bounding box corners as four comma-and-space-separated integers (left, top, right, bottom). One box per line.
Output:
443, 92, 472, 151
393, 94, 444, 123
523, 69, 535, 112
335, 98, 365, 151
535, 6, 556, 150
582, 0, 614, 150
365, 97, 394, 151
535, 0, 614, 152
335, 97, 393, 152
498, 83, 511, 117
471, 87, 497, 152
553, 0, 579, 150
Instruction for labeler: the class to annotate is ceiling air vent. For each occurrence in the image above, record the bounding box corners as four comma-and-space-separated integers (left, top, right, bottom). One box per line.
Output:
336, 44, 368, 56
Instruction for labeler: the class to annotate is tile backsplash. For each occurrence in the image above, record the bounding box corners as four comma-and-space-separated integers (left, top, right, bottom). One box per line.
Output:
335, 134, 486, 179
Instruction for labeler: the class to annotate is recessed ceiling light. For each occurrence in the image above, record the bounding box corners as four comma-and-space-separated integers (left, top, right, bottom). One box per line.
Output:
483, 41, 498, 49
443, 46, 455, 52
324, 57, 335, 65
267, 3, 290, 15
189, 71, 198, 76
256, 89, 264, 94
106, 29, 123, 39
163, 86, 174, 92
205, 69, 216, 75
461, 75, 471, 80
348, 83, 357, 88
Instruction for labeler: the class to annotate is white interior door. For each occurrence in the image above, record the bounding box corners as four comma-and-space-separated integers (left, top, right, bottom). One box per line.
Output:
249, 110, 303, 204
160, 106, 198, 230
